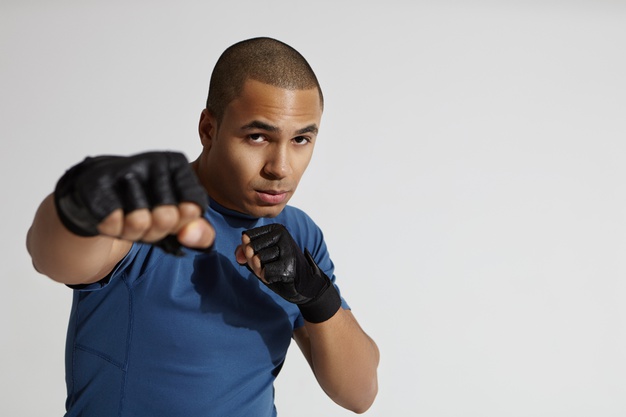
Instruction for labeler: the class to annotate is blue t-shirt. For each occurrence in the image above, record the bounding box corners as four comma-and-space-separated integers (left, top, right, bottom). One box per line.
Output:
63, 200, 347, 417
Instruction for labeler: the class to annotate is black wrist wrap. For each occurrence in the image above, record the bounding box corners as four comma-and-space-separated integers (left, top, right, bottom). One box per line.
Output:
297, 275, 342, 323
298, 249, 341, 323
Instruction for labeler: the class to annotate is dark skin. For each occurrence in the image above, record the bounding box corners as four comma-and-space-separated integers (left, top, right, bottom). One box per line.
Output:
27, 78, 378, 413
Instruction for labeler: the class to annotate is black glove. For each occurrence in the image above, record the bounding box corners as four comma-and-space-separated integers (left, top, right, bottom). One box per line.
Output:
54, 151, 208, 255
243, 224, 341, 323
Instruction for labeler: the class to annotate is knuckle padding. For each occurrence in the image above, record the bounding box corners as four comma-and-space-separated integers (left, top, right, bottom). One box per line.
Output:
146, 157, 177, 207
168, 153, 208, 208
245, 224, 284, 251
119, 173, 150, 213
243, 223, 282, 239
55, 157, 119, 236
54, 151, 208, 240
256, 246, 281, 266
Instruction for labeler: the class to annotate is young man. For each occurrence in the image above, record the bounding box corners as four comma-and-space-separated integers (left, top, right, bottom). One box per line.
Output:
27, 37, 379, 416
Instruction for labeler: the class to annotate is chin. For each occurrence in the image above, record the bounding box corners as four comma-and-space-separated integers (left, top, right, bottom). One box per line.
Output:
251, 204, 286, 219
258, 208, 283, 218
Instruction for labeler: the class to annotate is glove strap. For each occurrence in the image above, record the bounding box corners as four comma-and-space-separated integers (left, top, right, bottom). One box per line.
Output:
298, 280, 342, 323
297, 249, 342, 323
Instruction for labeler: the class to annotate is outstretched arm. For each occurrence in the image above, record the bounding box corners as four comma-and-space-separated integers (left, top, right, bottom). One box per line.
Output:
27, 152, 215, 285
27, 193, 131, 284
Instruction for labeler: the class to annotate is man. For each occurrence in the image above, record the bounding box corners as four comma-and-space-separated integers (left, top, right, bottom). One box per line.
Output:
27, 37, 379, 416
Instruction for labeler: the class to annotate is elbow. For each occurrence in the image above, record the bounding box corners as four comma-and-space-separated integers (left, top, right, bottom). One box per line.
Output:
333, 375, 378, 414
334, 345, 380, 413
350, 345, 379, 413
350, 380, 378, 414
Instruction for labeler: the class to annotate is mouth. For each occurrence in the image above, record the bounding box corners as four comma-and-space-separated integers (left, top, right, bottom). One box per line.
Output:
255, 189, 289, 205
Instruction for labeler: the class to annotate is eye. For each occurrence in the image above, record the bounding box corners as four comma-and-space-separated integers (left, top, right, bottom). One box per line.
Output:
293, 136, 311, 145
248, 133, 266, 143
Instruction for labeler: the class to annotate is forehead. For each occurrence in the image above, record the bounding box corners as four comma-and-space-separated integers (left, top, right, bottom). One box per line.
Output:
222, 79, 322, 126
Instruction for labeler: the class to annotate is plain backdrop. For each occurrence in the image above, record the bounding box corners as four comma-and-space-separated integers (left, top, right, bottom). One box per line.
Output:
2, 1, 625, 416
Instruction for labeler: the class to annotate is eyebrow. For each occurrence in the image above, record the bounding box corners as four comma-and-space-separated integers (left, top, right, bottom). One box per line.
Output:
296, 124, 319, 135
241, 120, 278, 132
241, 120, 318, 136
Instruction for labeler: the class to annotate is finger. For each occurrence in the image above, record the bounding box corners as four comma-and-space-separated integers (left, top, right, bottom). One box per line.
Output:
235, 245, 247, 265
141, 205, 179, 242
168, 153, 208, 209
241, 242, 257, 263
176, 202, 203, 230
120, 208, 152, 241
249, 254, 264, 281
243, 224, 281, 242
240, 243, 262, 272
97, 208, 124, 237
235, 245, 267, 283
246, 230, 281, 254
75, 156, 124, 225
119, 173, 150, 213
147, 158, 177, 206
251, 249, 265, 278
177, 218, 215, 249
80, 180, 123, 226
256, 246, 280, 266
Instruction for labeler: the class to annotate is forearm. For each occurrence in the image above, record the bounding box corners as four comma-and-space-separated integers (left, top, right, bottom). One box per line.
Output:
27, 193, 126, 284
237, 224, 379, 411
298, 308, 379, 413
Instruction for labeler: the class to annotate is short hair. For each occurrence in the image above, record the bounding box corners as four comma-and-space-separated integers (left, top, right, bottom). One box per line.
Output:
206, 37, 324, 121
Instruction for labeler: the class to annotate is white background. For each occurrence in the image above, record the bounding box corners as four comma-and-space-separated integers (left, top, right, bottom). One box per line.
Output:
2, 1, 625, 416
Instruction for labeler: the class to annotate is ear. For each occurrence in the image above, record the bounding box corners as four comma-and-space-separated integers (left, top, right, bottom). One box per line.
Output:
198, 109, 217, 149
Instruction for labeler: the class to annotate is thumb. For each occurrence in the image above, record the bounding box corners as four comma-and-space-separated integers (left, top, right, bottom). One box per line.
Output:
234, 245, 247, 265
178, 218, 215, 249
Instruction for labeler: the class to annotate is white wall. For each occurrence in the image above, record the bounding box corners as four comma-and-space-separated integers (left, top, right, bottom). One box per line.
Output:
2, 1, 625, 416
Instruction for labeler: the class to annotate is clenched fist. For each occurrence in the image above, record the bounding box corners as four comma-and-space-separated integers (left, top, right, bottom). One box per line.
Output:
236, 224, 341, 323
54, 151, 214, 255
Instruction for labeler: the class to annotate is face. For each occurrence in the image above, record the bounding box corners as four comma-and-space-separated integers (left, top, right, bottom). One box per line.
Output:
196, 79, 323, 218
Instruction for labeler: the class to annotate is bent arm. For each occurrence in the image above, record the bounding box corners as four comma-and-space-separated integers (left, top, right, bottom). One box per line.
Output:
294, 308, 379, 414
26, 193, 131, 285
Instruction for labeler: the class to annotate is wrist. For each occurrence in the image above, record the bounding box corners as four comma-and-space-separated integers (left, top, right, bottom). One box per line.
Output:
298, 280, 341, 323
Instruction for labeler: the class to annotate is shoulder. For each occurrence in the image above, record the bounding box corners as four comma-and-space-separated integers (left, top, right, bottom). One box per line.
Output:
277, 205, 322, 240
278, 204, 314, 222
275, 205, 330, 262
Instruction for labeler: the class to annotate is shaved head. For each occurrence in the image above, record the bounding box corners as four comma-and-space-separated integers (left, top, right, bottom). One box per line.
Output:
206, 37, 324, 121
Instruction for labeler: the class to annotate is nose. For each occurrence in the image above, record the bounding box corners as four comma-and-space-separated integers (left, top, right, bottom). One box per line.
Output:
262, 144, 292, 180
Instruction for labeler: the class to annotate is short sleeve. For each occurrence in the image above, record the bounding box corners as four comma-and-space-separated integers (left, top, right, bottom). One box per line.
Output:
66, 243, 141, 292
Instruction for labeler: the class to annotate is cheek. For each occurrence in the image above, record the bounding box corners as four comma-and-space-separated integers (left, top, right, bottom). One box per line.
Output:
227, 152, 261, 184
293, 152, 313, 178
